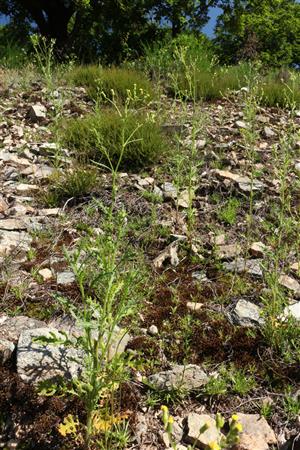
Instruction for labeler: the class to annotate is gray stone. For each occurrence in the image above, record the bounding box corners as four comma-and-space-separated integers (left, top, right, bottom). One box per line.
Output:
264, 126, 276, 138
0, 339, 15, 364
192, 271, 208, 282
0, 151, 30, 166
177, 190, 189, 208
0, 230, 32, 256
283, 302, 300, 321
0, 219, 27, 231
231, 299, 264, 327
39, 143, 58, 153
214, 170, 265, 192
38, 268, 53, 281
0, 316, 45, 343
14, 183, 39, 193
196, 139, 206, 149
38, 208, 61, 217
233, 414, 276, 447
237, 177, 265, 193
236, 120, 247, 129
148, 325, 159, 336
185, 413, 221, 448
17, 327, 84, 384
17, 323, 130, 384
223, 258, 263, 277
216, 244, 242, 260
278, 275, 300, 298
148, 364, 208, 391
28, 104, 47, 122
161, 182, 177, 200
186, 302, 203, 312
49, 318, 130, 360
57, 271, 76, 285
250, 242, 269, 258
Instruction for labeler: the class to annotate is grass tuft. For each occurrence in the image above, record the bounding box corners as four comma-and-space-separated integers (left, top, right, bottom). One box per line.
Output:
66, 65, 155, 103
60, 109, 168, 170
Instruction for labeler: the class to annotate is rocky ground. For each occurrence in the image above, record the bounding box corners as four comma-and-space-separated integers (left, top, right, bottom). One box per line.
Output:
0, 76, 300, 449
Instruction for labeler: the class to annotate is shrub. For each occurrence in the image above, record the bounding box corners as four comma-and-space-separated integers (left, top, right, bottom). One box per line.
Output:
66, 65, 155, 102
60, 109, 168, 170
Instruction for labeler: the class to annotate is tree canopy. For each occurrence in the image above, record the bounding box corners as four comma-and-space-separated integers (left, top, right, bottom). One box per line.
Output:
215, 0, 300, 66
0, 0, 299, 65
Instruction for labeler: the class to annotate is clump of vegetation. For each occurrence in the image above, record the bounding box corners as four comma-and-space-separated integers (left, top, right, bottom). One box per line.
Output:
44, 167, 97, 206
60, 109, 168, 170
259, 71, 300, 108
217, 197, 241, 225
67, 65, 155, 102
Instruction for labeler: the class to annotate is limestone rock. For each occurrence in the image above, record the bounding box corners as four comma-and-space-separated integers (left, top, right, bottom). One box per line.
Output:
264, 126, 276, 138
148, 325, 159, 336
14, 183, 39, 194
196, 139, 206, 149
0, 316, 45, 343
161, 182, 177, 200
185, 413, 220, 448
232, 434, 269, 450
231, 299, 264, 327
17, 327, 84, 384
38, 268, 53, 281
27, 104, 47, 122
250, 242, 269, 258
290, 262, 300, 272
283, 302, 300, 321
223, 258, 263, 277
233, 414, 276, 447
57, 271, 76, 285
0, 219, 27, 231
148, 364, 208, 391
0, 230, 32, 258
279, 275, 300, 298
178, 190, 189, 208
186, 302, 203, 312
236, 120, 247, 129
0, 339, 15, 364
216, 243, 242, 260
215, 170, 264, 192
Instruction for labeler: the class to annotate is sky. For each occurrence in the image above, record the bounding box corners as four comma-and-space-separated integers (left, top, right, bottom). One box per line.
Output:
202, 7, 222, 37
0, 7, 222, 37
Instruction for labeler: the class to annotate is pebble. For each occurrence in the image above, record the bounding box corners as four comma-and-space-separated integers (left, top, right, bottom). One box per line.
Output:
148, 324, 159, 336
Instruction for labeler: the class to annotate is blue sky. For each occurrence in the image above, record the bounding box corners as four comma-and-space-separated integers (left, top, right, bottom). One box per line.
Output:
202, 6, 222, 36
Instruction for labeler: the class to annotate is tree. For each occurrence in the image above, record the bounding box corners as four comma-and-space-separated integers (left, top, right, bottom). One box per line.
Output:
215, 0, 300, 66
0, 0, 216, 61
152, 0, 217, 37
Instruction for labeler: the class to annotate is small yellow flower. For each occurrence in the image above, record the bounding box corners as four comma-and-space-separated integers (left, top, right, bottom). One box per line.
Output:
168, 416, 174, 424
208, 441, 221, 450
161, 405, 168, 412
234, 422, 243, 432
231, 414, 239, 421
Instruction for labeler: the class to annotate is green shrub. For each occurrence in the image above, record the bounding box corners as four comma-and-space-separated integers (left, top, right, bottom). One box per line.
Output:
67, 65, 155, 102
60, 109, 168, 170
44, 167, 97, 206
